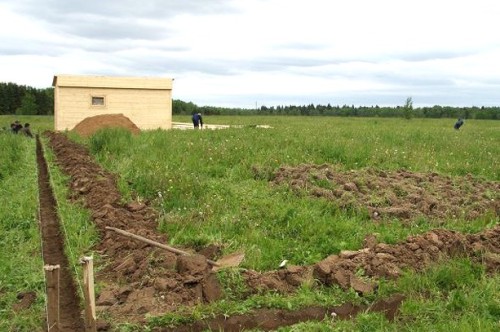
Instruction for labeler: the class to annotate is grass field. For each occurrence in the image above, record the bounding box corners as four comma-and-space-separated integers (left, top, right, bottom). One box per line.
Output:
0, 127, 44, 330
1, 115, 499, 331
85, 116, 499, 270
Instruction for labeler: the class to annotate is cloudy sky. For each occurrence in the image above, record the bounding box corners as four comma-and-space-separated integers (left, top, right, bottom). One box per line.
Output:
1, 0, 499, 108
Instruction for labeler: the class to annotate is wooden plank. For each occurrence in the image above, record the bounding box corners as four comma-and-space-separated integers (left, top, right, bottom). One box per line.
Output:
44, 264, 60, 332
80, 257, 97, 332
105, 226, 220, 266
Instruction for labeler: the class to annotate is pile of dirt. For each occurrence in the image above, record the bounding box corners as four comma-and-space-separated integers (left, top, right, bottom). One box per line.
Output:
272, 164, 499, 221
43, 133, 499, 329
72, 114, 141, 137
243, 226, 500, 296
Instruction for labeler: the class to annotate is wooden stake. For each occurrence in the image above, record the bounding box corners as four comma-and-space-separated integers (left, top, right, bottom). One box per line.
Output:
80, 256, 97, 332
105, 226, 220, 266
44, 264, 60, 332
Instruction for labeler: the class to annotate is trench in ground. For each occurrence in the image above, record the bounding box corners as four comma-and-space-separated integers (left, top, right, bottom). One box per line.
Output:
36, 135, 85, 331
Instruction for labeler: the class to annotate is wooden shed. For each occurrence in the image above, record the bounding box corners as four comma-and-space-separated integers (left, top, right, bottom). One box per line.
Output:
52, 75, 173, 131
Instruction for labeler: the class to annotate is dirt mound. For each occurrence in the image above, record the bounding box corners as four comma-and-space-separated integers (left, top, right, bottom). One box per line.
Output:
72, 114, 141, 137
272, 164, 499, 221
241, 226, 500, 297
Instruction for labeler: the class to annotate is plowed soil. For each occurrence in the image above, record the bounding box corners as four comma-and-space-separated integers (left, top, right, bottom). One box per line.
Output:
42, 132, 500, 330
272, 164, 499, 221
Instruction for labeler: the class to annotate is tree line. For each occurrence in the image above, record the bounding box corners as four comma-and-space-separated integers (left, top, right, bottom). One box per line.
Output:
174, 99, 499, 120
1, 82, 499, 119
0, 82, 54, 115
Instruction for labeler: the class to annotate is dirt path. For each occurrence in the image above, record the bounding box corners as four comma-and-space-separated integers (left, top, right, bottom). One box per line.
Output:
36, 136, 84, 331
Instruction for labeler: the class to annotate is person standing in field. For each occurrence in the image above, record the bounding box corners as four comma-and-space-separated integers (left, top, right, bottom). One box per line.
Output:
192, 112, 203, 129
11, 120, 22, 134
20, 123, 33, 138
454, 118, 464, 130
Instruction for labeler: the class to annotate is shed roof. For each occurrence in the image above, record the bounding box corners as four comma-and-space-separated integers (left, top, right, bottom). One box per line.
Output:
52, 75, 173, 90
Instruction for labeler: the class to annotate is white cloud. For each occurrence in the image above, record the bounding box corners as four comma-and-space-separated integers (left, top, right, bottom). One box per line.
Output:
1, 0, 500, 107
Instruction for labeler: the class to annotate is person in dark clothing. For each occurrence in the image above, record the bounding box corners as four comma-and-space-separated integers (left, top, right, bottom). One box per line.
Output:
192, 112, 203, 129
11, 120, 22, 134
454, 118, 464, 130
21, 123, 33, 138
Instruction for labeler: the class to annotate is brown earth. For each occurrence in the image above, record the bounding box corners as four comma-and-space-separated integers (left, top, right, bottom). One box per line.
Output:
271, 163, 499, 222
41, 132, 500, 330
242, 226, 500, 299
12, 291, 37, 313
71, 114, 141, 137
158, 294, 405, 332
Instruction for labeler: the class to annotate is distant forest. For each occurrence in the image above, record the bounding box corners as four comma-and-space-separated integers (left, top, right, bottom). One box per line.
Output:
174, 99, 499, 119
1, 82, 499, 119
0, 83, 54, 116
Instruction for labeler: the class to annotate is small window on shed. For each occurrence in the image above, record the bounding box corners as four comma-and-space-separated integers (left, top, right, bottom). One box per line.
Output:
91, 96, 105, 106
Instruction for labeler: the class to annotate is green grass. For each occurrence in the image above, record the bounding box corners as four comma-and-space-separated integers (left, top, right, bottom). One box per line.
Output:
1, 115, 499, 331
0, 131, 44, 331
346, 259, 500, 332
86, 117, 499, 271
147, 276, 362, 329
0, 116, 96, 331
0, 115, 54, 134
85, 116, 498, 330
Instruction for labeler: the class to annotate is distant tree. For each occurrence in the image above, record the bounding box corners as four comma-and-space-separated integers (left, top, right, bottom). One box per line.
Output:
35, 88, 54, 115
173, 99, 197, 115
0, 82, 22, 114
16, 92, 38, 115
402, 97, 413, 119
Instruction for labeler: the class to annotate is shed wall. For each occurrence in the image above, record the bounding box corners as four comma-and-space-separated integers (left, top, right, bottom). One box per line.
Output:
53, 76, 172, 131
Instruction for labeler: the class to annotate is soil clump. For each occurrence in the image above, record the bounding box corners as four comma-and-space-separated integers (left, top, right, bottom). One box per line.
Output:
272, 163, 499, 221
242, 226, 500, 298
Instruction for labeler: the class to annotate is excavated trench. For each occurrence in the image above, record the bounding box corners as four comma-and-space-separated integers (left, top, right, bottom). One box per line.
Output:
36, 135, 84, 331
157, 294, 405, 331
